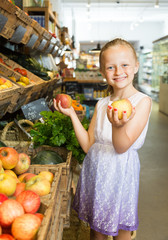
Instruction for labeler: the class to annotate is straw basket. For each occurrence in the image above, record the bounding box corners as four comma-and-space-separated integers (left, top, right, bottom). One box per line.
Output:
0, 119, 34, 148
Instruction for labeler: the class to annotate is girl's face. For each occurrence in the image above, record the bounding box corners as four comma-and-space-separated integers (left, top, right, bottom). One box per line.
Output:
100, 45, 139, 90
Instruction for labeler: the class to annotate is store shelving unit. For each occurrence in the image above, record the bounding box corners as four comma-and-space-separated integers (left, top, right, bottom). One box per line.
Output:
152, 35, 168, 114
138, 50, 153, 96
24, 4, 61, 37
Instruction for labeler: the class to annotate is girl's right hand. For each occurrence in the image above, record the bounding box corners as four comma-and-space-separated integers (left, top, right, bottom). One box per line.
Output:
53, 98, 76, 118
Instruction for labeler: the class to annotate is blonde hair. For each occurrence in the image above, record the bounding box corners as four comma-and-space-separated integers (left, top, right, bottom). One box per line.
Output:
99, 38, 138, 94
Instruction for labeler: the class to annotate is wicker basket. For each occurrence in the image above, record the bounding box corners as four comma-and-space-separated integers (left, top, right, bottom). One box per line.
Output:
0, 119, 34, 148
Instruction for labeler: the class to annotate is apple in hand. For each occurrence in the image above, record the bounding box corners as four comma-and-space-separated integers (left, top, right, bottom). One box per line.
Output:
11, 213, 41, 240
25, 175, 51, 196
38, 171, 54, 184
0, 199, 24, 227
16, 190, 40, 214
13, 153, 31, 175
111, 98, 133, 120
0, 234, 15, 240
13, 182, 26, 197
0, 147, 19, 169
0, 173, 17, 196
55, 93, 72, 108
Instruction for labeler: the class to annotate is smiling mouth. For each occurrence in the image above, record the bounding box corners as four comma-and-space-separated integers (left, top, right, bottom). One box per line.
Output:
113, 76, 126, 82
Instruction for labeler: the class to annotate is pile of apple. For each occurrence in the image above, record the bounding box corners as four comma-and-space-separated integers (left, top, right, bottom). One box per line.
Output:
0, 147, 54, 240
0, 77, 13, 90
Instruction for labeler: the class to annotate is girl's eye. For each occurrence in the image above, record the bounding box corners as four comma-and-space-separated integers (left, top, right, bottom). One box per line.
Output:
108, 66, 114, 70
122, 64, 128, 67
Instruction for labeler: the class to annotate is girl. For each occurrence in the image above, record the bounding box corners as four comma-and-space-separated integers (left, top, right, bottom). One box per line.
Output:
53, 38, 152, 240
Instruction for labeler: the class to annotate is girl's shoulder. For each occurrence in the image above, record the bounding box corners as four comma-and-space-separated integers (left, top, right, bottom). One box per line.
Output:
97, 96, 110, 107
129, 91, 152, 107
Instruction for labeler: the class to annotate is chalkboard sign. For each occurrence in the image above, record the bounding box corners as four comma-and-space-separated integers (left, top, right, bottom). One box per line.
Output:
21, 98, 50, 121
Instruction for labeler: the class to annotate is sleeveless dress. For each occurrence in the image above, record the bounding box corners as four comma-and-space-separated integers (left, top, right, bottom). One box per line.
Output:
72, 92, 150, 236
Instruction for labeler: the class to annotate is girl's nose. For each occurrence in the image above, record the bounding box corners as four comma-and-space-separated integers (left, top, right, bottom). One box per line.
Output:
115, 66, 123, 75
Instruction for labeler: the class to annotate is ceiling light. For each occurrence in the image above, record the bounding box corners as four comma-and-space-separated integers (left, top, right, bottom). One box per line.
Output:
154, 0, 159, 8
89, 43, 101, 53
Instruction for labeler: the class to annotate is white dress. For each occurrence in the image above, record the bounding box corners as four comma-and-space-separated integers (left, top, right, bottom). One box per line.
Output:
72, 92, 151, 236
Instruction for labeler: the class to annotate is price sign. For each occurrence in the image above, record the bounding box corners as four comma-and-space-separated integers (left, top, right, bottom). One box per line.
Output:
21, 98, 50, 121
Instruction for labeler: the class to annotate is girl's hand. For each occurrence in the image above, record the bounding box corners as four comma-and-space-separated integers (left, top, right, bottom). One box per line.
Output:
107, 105, 136, 127
53, 98, 76, 118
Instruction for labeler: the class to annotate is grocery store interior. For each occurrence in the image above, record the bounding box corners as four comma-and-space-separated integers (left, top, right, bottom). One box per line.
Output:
0, 0, 168, 239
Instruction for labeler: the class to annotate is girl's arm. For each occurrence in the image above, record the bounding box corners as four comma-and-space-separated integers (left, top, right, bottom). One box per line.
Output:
107, 97, 152, 153
53, 99, 97, 153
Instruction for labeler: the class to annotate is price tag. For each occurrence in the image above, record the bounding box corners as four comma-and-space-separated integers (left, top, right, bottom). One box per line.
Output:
21, 98, 50, 121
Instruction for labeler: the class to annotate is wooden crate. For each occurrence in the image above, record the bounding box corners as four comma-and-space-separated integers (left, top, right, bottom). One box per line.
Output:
0, 97, 11, 119
0, 77, 20, 101
27, 165, 64, 240
0, 0, 18, 15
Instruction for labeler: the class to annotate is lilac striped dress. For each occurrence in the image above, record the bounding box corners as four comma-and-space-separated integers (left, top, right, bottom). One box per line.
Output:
72, 92, 150, 236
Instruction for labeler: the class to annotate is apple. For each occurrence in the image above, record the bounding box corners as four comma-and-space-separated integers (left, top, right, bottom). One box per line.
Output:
0, 77, 7, 85
0, 193, 8, 205
38, 171, 54, 184
35, 213, 44, 223
0, 234, 15, 240
0, 160, 4, 173
18, 172, 31, 182
0, 199, 24, 227
4, 170, 20, 183
23, 173, 36, 182
13, 182, 26, 197
16, 190, 40, 214
25, 175, 51, 196
55, 93, 72, 108
0, 173, 17, 196
11, 213, 41, 240
13, 153, 31, 175
111, 98, 133, 120
0, 147, 19, 170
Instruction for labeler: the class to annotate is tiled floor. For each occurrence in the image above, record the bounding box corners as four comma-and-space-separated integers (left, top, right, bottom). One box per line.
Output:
63, 100, 168, 240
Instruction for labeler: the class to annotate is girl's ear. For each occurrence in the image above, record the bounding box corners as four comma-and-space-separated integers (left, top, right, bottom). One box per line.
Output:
134, 61, 139, 74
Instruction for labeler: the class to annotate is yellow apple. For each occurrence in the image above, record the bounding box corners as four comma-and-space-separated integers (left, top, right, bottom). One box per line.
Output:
38, 171, 54, 184
25, 175, 51, 196
0, 173, 17, 196
111, 98, 133, 120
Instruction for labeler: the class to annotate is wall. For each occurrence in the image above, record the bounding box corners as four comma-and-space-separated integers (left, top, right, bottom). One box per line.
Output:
74, 21, 165, 51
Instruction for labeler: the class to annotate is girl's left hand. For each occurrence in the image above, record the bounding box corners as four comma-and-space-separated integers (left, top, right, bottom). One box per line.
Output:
107, 105, 136, 127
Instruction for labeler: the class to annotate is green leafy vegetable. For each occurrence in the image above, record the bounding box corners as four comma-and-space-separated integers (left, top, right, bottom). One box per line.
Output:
30, 111, 90, 163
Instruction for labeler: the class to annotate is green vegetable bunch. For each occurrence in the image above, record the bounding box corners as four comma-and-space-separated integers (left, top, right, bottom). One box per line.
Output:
30, 111, 90, 163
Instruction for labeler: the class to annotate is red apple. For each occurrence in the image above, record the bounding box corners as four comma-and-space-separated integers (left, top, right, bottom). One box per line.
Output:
13, 153, 31, 175
111, 98, 133, 120
0, 147, 19, 169
11, 213, 41, 240
25, 175, 51, 196
13, 182, 26, 197
16, 190, 40, 214
0, 173, 17, 196
34, 213, 44, 223
23, 173, 36, 182
0, 234, 15, 240
0, 199, 24, 227
0, 193, 8, 205
55, 93, 72, 108
38, 171, 54, 183
18, 172, 31, 182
